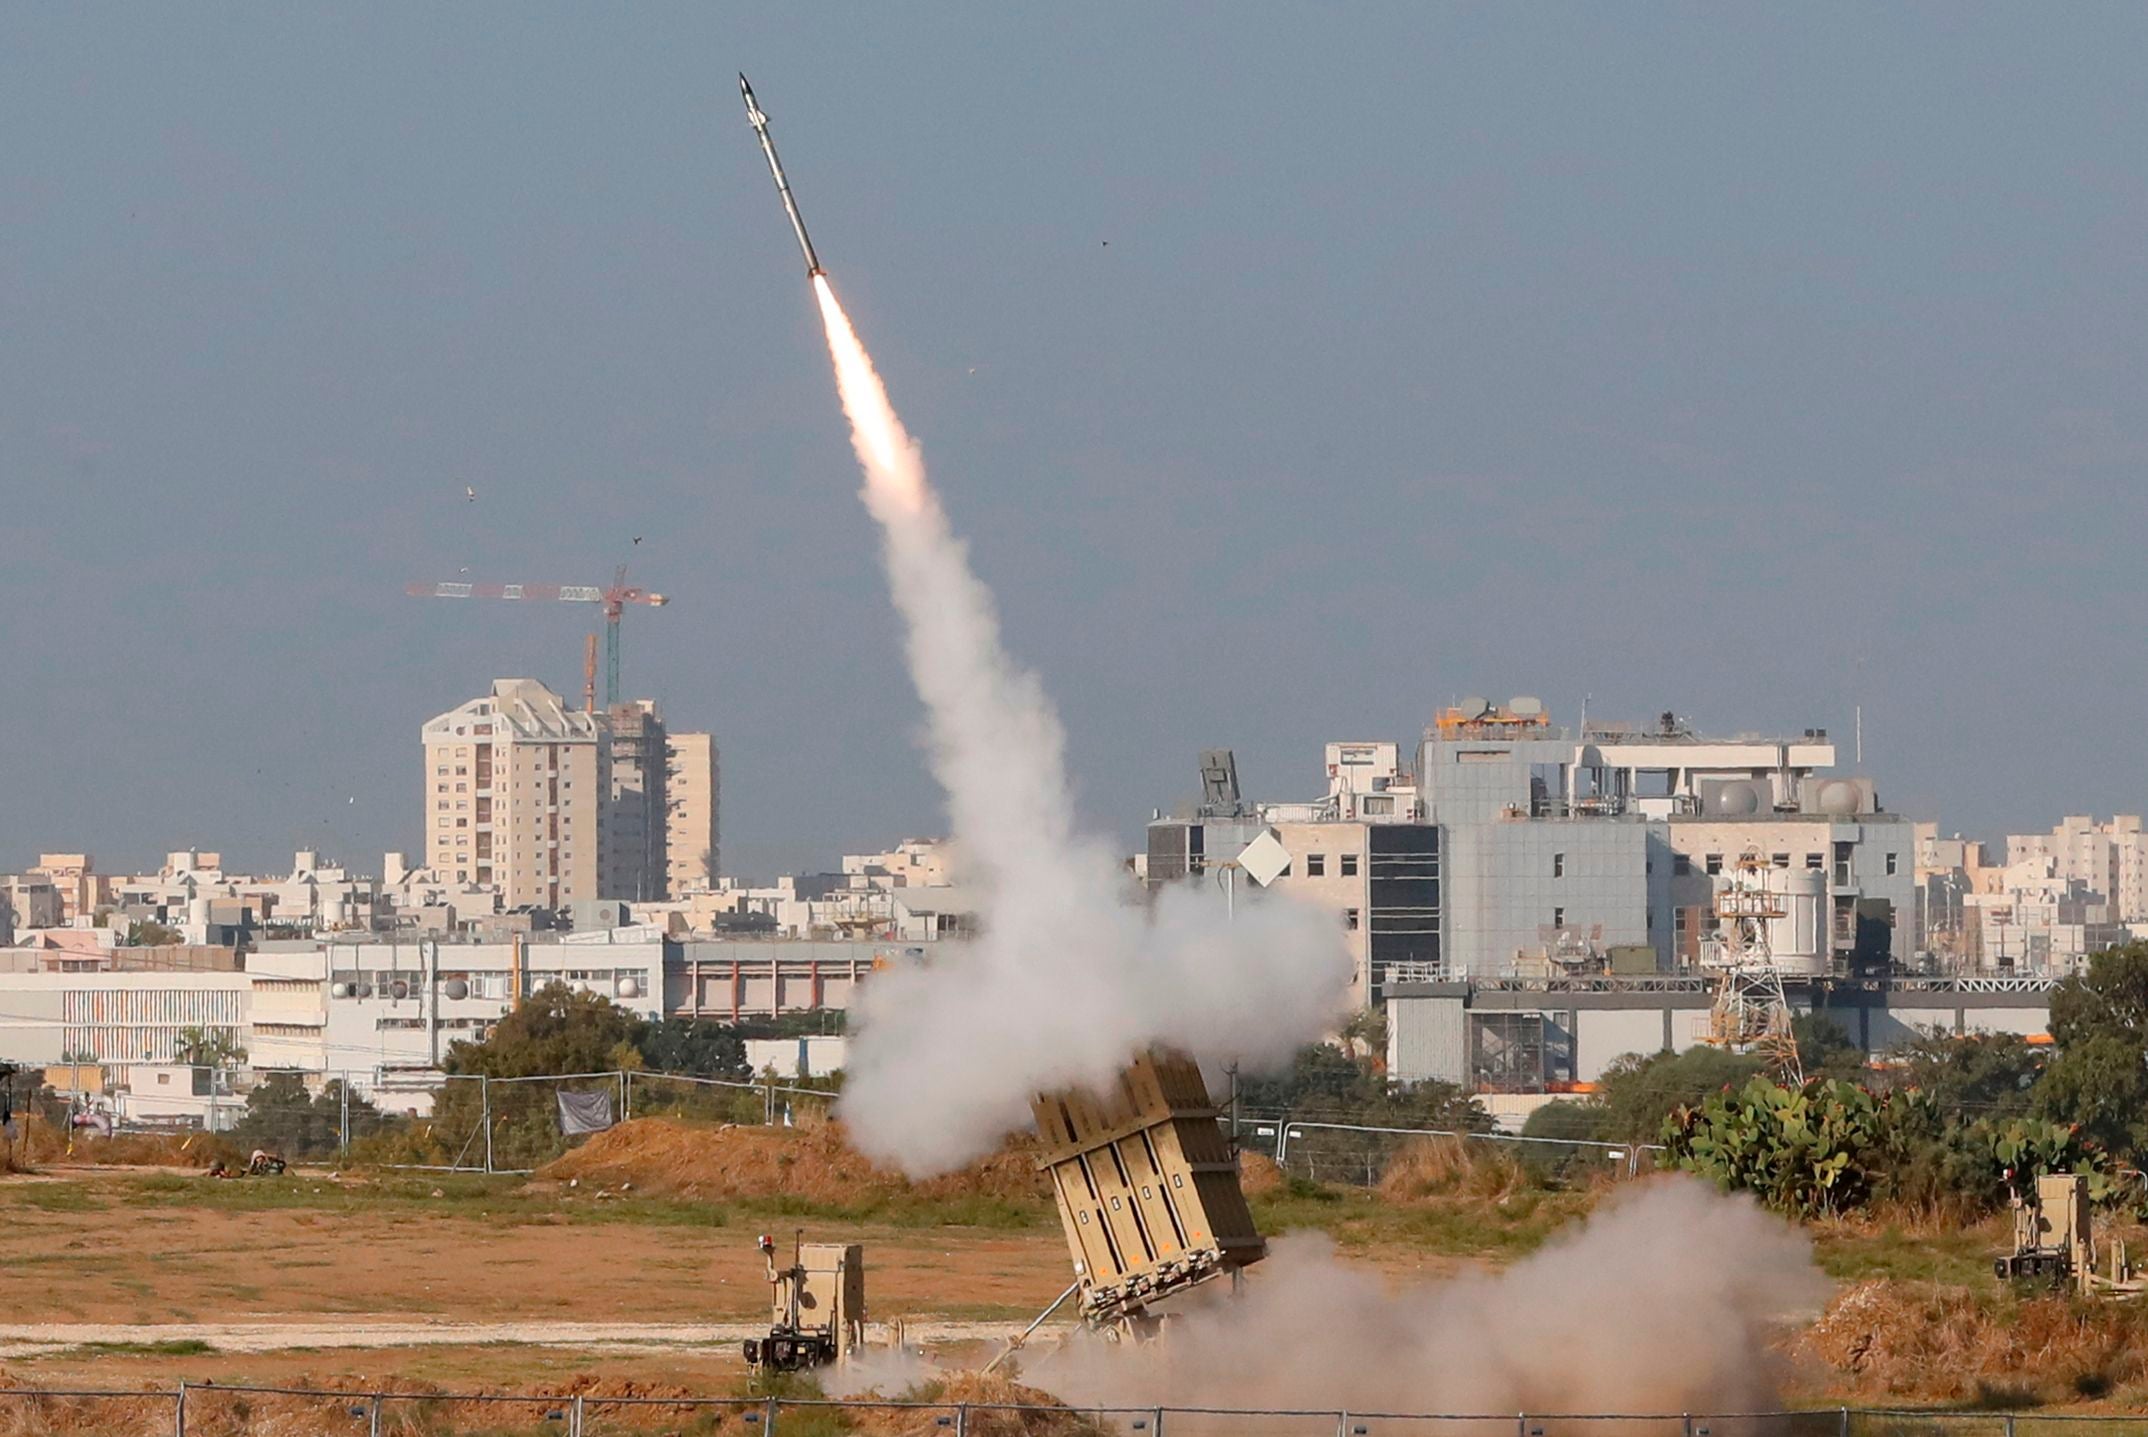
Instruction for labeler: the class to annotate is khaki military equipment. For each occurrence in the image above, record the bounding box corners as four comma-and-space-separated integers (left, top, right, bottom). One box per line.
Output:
1030, 1049, 1264, 1329
743, 1232, 866, 1370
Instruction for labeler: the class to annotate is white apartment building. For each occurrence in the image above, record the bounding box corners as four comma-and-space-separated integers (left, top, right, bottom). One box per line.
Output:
2008, 816, 2147, 925
664, 731, 721, 896
422, 679, 604, 910
1964, 854, 2131, 975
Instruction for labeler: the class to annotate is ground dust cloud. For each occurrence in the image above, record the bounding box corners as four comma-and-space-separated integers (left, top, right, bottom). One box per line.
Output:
1028, 1180, 1830, 1414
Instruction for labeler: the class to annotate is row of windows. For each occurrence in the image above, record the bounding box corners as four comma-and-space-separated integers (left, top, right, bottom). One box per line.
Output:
1301, 853, 1360, 879
1677, 851, 1901, 877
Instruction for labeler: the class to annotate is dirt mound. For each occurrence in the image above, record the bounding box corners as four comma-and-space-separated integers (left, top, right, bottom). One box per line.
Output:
852, 1373, 1111, 1437
1796, 1278, 2148, 1404
537, 1117, 1049, 1204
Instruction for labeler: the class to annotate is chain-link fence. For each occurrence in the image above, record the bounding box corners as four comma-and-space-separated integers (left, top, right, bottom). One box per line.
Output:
17, 1063, 847, 1174
4, 1390, 2144, 1437
1246, 1118, 1660, 1189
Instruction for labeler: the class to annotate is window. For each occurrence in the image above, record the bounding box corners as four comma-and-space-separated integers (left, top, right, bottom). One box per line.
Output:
1553, 906, 1566, 928
1343, 907, 1360, 931
1705, 853, 1723, 876
1771, 853, 1790, 868
1886, 852, 1899, 876
1305, 853, 1326, 878
1674, 854, 1692, 876
1340, 854, 1359, 877
1806, 852, 1824, 870
1552, 852, 1566, 878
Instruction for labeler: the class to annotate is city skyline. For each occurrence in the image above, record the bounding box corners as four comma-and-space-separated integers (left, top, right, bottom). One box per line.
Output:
6, 9, 2145, 879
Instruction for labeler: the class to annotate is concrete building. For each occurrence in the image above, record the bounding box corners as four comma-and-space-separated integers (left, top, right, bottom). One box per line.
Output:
0, 968, 249, 1065
1, 873, 62, 943
1662, 813, 1918, 974
1963, 855, 2131, 975
27, 854, 112, 924
843, 838, 954, 890
664, 731, 721, 896
1385, 974, 2055, 1092
1415, 700, 1914, 978
422, 679, 604, 910
2009, 816, 2147, 925
604, 700, 669, 902
247, 936, 666, 1101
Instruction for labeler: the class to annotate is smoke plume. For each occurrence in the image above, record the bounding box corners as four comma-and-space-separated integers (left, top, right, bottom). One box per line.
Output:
811, 275, 1352, 1175
1029, 1179, 1830, 1413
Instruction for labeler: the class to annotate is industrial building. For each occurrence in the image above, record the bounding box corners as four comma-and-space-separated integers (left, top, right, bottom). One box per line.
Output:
1145, 701, 1916, 997
1384, 972, 2054, 1091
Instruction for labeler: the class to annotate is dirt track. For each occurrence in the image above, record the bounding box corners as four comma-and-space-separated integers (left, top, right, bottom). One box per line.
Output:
0, 1317, 1041, 1358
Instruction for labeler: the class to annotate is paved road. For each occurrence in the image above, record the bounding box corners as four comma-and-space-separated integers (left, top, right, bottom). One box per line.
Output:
0, 1318, 1051, 1358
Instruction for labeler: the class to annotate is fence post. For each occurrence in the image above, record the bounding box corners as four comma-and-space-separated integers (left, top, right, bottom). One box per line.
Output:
956, 1402, 969, 1437
1838, 1407, 1850, 1437
1337, 1411, 1349, 1437
339, 1077, 351, 1159
1682, 1415, 1692, 1437
368, 1394, 382, 1437
1152, 1408, 1164, 1437
2004, 1417, 2015, 1437
481, 1075, 494, 1174
623, 1069, 633, 1121
764, 1395, 779, 1436
175, 1381, 186, 1437
1517, 1414, 1527, 1437
571, 1393, 585, 1437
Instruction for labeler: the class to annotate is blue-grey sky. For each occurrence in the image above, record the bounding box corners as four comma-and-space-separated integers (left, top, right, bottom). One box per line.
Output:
4, 6, 2143, 880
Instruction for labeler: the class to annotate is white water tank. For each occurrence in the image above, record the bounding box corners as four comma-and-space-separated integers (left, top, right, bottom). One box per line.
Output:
1765, 867, 1829, 977
443, 978, 469, 1001
616, 976, 643, 1000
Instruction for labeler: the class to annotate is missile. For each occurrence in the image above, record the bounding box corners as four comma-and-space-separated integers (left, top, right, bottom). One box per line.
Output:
739, 73, 824, 278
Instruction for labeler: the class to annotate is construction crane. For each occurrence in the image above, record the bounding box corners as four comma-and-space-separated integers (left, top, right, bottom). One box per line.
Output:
407, 565, 667, 709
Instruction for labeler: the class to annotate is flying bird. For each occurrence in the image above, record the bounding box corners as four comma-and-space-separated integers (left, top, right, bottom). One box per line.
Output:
464, 485, 477, 503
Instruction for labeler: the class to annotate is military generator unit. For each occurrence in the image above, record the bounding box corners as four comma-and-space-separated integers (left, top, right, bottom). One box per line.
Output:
743, 1232, 866, 1371
1996, 1171, 2147, 1299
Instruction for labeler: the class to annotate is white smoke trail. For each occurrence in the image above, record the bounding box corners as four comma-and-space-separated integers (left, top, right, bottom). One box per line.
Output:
812, 276, 1352, 1175
1027, 1179, 1831, 1413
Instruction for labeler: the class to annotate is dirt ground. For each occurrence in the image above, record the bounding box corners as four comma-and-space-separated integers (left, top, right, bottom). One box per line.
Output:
0, 1172, 1068, 1328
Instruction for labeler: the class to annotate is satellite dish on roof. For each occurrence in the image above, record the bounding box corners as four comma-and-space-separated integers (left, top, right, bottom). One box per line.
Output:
1509, 696, 1543, 717
1458, 696, 1491, 718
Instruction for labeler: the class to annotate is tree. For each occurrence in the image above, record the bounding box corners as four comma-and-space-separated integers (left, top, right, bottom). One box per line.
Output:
636, 1017, 749, 1079
1794, 1013, 1865, 1081
1888, 1031, 2043, 1120
1595, 1046, 1762, 1142
1521, 1098, 1615, 1144
2033, 942, 2148, 1158
125, 919, 183, 947
231, 1073, 384, 1159
173, 1026, 246, 1069
443, 983, 642, 1079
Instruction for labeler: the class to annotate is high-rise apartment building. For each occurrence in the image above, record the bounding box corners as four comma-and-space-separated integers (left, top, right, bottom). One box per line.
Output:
665, 732, 720, 896
603, 700, 668, 903
421, 679, 604, 910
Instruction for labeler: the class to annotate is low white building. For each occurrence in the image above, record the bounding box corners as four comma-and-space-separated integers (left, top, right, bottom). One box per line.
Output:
246, 938, 666, 1099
